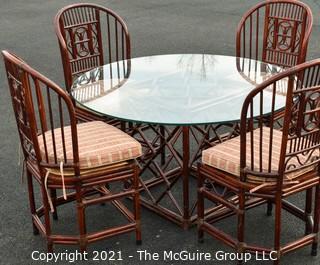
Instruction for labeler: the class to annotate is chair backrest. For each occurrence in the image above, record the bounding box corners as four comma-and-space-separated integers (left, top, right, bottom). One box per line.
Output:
55, 3, 131, 91
240, 59, 320, 185
2, 50, 80, 175
236, 0, 313, 68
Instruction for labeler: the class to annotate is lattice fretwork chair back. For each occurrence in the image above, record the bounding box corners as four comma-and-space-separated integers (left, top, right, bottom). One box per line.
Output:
239, 62, 320, 186
54, 3, 131, 124
198, 59, 320, 264
236, 0, 313, 68
2, 50, 142, 252
3, 50, 80, 173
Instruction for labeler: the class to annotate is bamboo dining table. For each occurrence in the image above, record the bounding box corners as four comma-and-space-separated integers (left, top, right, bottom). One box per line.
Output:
71, 54, 286, 229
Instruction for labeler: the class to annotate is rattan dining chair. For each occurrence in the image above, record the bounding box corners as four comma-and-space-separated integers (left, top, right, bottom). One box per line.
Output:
236, 0, 314, 216
54, 3, 131, 124
198, 59, 320, 264
2, 50, 141, 252
236, 0, 313, 68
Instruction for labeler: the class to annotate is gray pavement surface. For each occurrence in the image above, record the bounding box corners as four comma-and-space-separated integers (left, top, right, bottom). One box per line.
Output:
1, 1, 320, 264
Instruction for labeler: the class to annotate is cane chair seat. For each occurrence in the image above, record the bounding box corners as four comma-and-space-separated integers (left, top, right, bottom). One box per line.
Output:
202, 127, 315, 184
44, 161, 130, 180
38, 121, 142, 170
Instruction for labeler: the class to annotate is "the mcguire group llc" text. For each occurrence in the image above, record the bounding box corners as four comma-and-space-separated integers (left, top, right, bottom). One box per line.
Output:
136, 250, 277, 262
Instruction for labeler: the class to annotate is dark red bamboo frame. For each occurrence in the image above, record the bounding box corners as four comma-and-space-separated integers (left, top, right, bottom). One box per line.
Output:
127, 121, 243, 228
236, 0, 313, 68
2, 50, 141, 252
54, 3, 131, 124
198, 59, 320, 264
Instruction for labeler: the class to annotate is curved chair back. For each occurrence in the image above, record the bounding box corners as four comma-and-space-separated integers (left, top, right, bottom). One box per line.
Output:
2, 50, 80, 175
236, 0, 313, 68
240, 59, 320, 186
55, 3, 131, 91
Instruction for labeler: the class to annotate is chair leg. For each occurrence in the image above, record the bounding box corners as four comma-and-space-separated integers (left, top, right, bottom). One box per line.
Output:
305, 188, 313, 235
50, 189, 58, 220
26, 170, 39, 235
133, 166, 142, 245
197, 194, 204, 243
197, 168, 204, 243
312, 185, 320, 256
40, 183, 53, 252
237, 191, 245, 265
267, 199, 273, 216
273, 195, 282, 265
76, 185, 87, 252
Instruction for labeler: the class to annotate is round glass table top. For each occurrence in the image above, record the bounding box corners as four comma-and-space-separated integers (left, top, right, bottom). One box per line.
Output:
71, 54, 286, 125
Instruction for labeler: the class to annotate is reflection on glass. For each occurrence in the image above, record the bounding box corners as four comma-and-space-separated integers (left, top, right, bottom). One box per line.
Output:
71, 54, 287, 125
72, 59, 131, 103
236, 57, 287, 96
177, 54, 217, 80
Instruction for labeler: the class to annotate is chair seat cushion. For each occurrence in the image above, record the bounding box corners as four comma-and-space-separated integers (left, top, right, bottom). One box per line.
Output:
38, 121, 142, 169
202, 127, 314, 183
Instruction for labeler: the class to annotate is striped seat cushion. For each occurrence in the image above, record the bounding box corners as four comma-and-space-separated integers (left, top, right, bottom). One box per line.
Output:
202, 127, 314, 183
38, 121, 142, 169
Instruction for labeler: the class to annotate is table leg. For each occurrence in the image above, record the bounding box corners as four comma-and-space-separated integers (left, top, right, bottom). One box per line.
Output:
132, 123, 241, 228
182, 126, 190, 229
133, 125, 185, 226
160, 125, 166, 165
